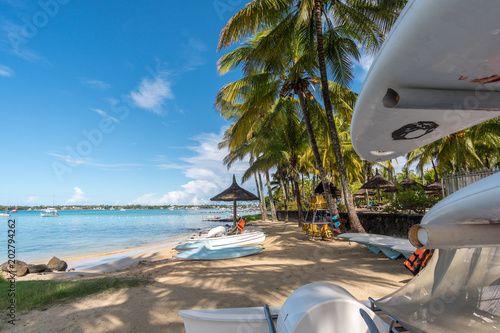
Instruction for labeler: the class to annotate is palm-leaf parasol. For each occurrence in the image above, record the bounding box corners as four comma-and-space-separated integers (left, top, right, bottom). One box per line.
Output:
354, 189, 375, 197
210, 175, 259, 227
385, 177, 427, 192
425, 180, 442, 195
314, 182, 341, 197
360, 169, 395, 202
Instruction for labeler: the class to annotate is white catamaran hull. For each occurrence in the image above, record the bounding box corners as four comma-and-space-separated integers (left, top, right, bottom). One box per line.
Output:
180, 283, 393, 333
177, 231, 266, 250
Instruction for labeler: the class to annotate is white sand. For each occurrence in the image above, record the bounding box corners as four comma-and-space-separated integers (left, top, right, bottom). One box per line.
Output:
3, 220, 411, 332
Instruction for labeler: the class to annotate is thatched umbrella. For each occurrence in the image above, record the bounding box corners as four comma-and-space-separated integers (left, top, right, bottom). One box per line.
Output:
354, 189, 375, 197
385, 177, 427, 192
360, 169, 395, 202
210, 175, 259, 227
425, 180, 443, 195
314, 182, 341, 197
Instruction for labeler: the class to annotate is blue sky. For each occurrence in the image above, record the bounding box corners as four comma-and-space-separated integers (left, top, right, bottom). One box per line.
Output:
0, 0, 374, 206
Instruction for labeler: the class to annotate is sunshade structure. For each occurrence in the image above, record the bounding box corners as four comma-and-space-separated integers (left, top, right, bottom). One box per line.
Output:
210, 175, 259, 227
425, 180, 443, 195
353, 189, 376, 197
385, 177, 427, 193
314, 182, 342, 197
360, 169, 395, 203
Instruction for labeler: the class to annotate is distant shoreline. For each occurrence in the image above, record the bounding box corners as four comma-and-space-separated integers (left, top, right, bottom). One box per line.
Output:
2, 205, 258, 211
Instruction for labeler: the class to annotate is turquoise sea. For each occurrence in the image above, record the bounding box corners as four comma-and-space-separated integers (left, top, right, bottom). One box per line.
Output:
2, 209, 250, 265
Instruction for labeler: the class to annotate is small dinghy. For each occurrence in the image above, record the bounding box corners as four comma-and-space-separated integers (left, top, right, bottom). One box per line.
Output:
176, 231, 266, 250
174, 243, 262, 260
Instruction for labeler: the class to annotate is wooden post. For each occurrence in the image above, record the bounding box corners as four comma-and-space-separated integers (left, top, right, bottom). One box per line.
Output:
233, 200, 237, 227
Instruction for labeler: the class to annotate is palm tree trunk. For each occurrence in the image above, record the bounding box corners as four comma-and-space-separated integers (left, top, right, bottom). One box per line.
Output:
280, 174, 289, 222
253, 170, 265, 220
431, 160, 439, 182
364, 161, 370, 205
313, 0, 364, 233
297, 91, 339, 218
265, 170, 278, 222
290, 164, 304, 226
258, 172, 268, 221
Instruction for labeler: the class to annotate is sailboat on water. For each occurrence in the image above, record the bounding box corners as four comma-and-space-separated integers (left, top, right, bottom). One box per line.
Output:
41, 195, 59, 217
11, 201, 18, 213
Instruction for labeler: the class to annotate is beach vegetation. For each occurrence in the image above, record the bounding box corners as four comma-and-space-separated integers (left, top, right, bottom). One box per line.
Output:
384, 185, 439, 215
242, 213, 272, 222
216, 0, 407, 231
0, 277, 151, 313
212, 0, 498, 225
406, 118, 500, 177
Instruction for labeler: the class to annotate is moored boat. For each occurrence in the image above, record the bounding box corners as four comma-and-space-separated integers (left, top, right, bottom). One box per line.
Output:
40, 207, 59, 217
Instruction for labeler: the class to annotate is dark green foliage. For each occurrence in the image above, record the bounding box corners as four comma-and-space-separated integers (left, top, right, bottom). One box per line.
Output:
386, 185, 439, 214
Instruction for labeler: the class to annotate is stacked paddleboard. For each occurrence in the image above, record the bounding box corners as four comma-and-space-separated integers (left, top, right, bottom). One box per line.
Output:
339, 233, 416, 260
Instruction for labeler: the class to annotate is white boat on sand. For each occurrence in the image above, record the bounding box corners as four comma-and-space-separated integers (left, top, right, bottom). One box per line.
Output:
176, 231, 266, 250
174, 243, 263, 260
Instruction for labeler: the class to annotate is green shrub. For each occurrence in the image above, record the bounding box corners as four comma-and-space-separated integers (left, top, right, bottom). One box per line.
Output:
388, 185, 439, 214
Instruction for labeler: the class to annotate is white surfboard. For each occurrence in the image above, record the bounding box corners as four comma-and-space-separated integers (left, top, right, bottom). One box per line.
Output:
351, 0, 500, 162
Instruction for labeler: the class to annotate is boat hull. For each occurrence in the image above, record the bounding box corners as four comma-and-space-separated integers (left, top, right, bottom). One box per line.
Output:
176, 231, 266, 250
180, 306, 280, 333
174, 244, 262, 260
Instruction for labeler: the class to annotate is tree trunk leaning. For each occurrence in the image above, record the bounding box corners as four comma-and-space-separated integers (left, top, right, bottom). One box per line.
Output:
265, 170, 278, 222
297, 91, 339, 218
313, 0, 365, 233
258, 172, 268, 221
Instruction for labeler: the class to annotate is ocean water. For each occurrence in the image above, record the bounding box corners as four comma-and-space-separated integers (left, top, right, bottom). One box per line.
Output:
2, 209, 250, 264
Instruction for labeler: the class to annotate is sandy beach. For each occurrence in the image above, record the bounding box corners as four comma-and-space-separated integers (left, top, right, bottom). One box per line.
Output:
5, 220, 411, 332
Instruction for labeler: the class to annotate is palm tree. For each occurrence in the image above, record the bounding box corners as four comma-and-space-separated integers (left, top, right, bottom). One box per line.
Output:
311, 0, 406, 231
241, 98, 311, 225
217, 30, 337, 222
218, 0, 405, 232
218, 24, 368, 226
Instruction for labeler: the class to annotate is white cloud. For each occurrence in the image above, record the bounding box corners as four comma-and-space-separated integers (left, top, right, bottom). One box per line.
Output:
91, 108, 119, 123
27, 196, 38, 203
0, 64, 14, 77
47, 153, 142, 168
181, 38, 207, 70
155, 163, 185, 170
66, 186, 87, 204
354, 51, 375, 82
130, 75, 174, 114
129, 127, 255, 205
81, 78, 111, 90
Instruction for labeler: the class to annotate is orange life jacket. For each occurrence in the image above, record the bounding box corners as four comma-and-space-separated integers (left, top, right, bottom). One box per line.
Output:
237, 219, 246, 232
404, 249, 434, 276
